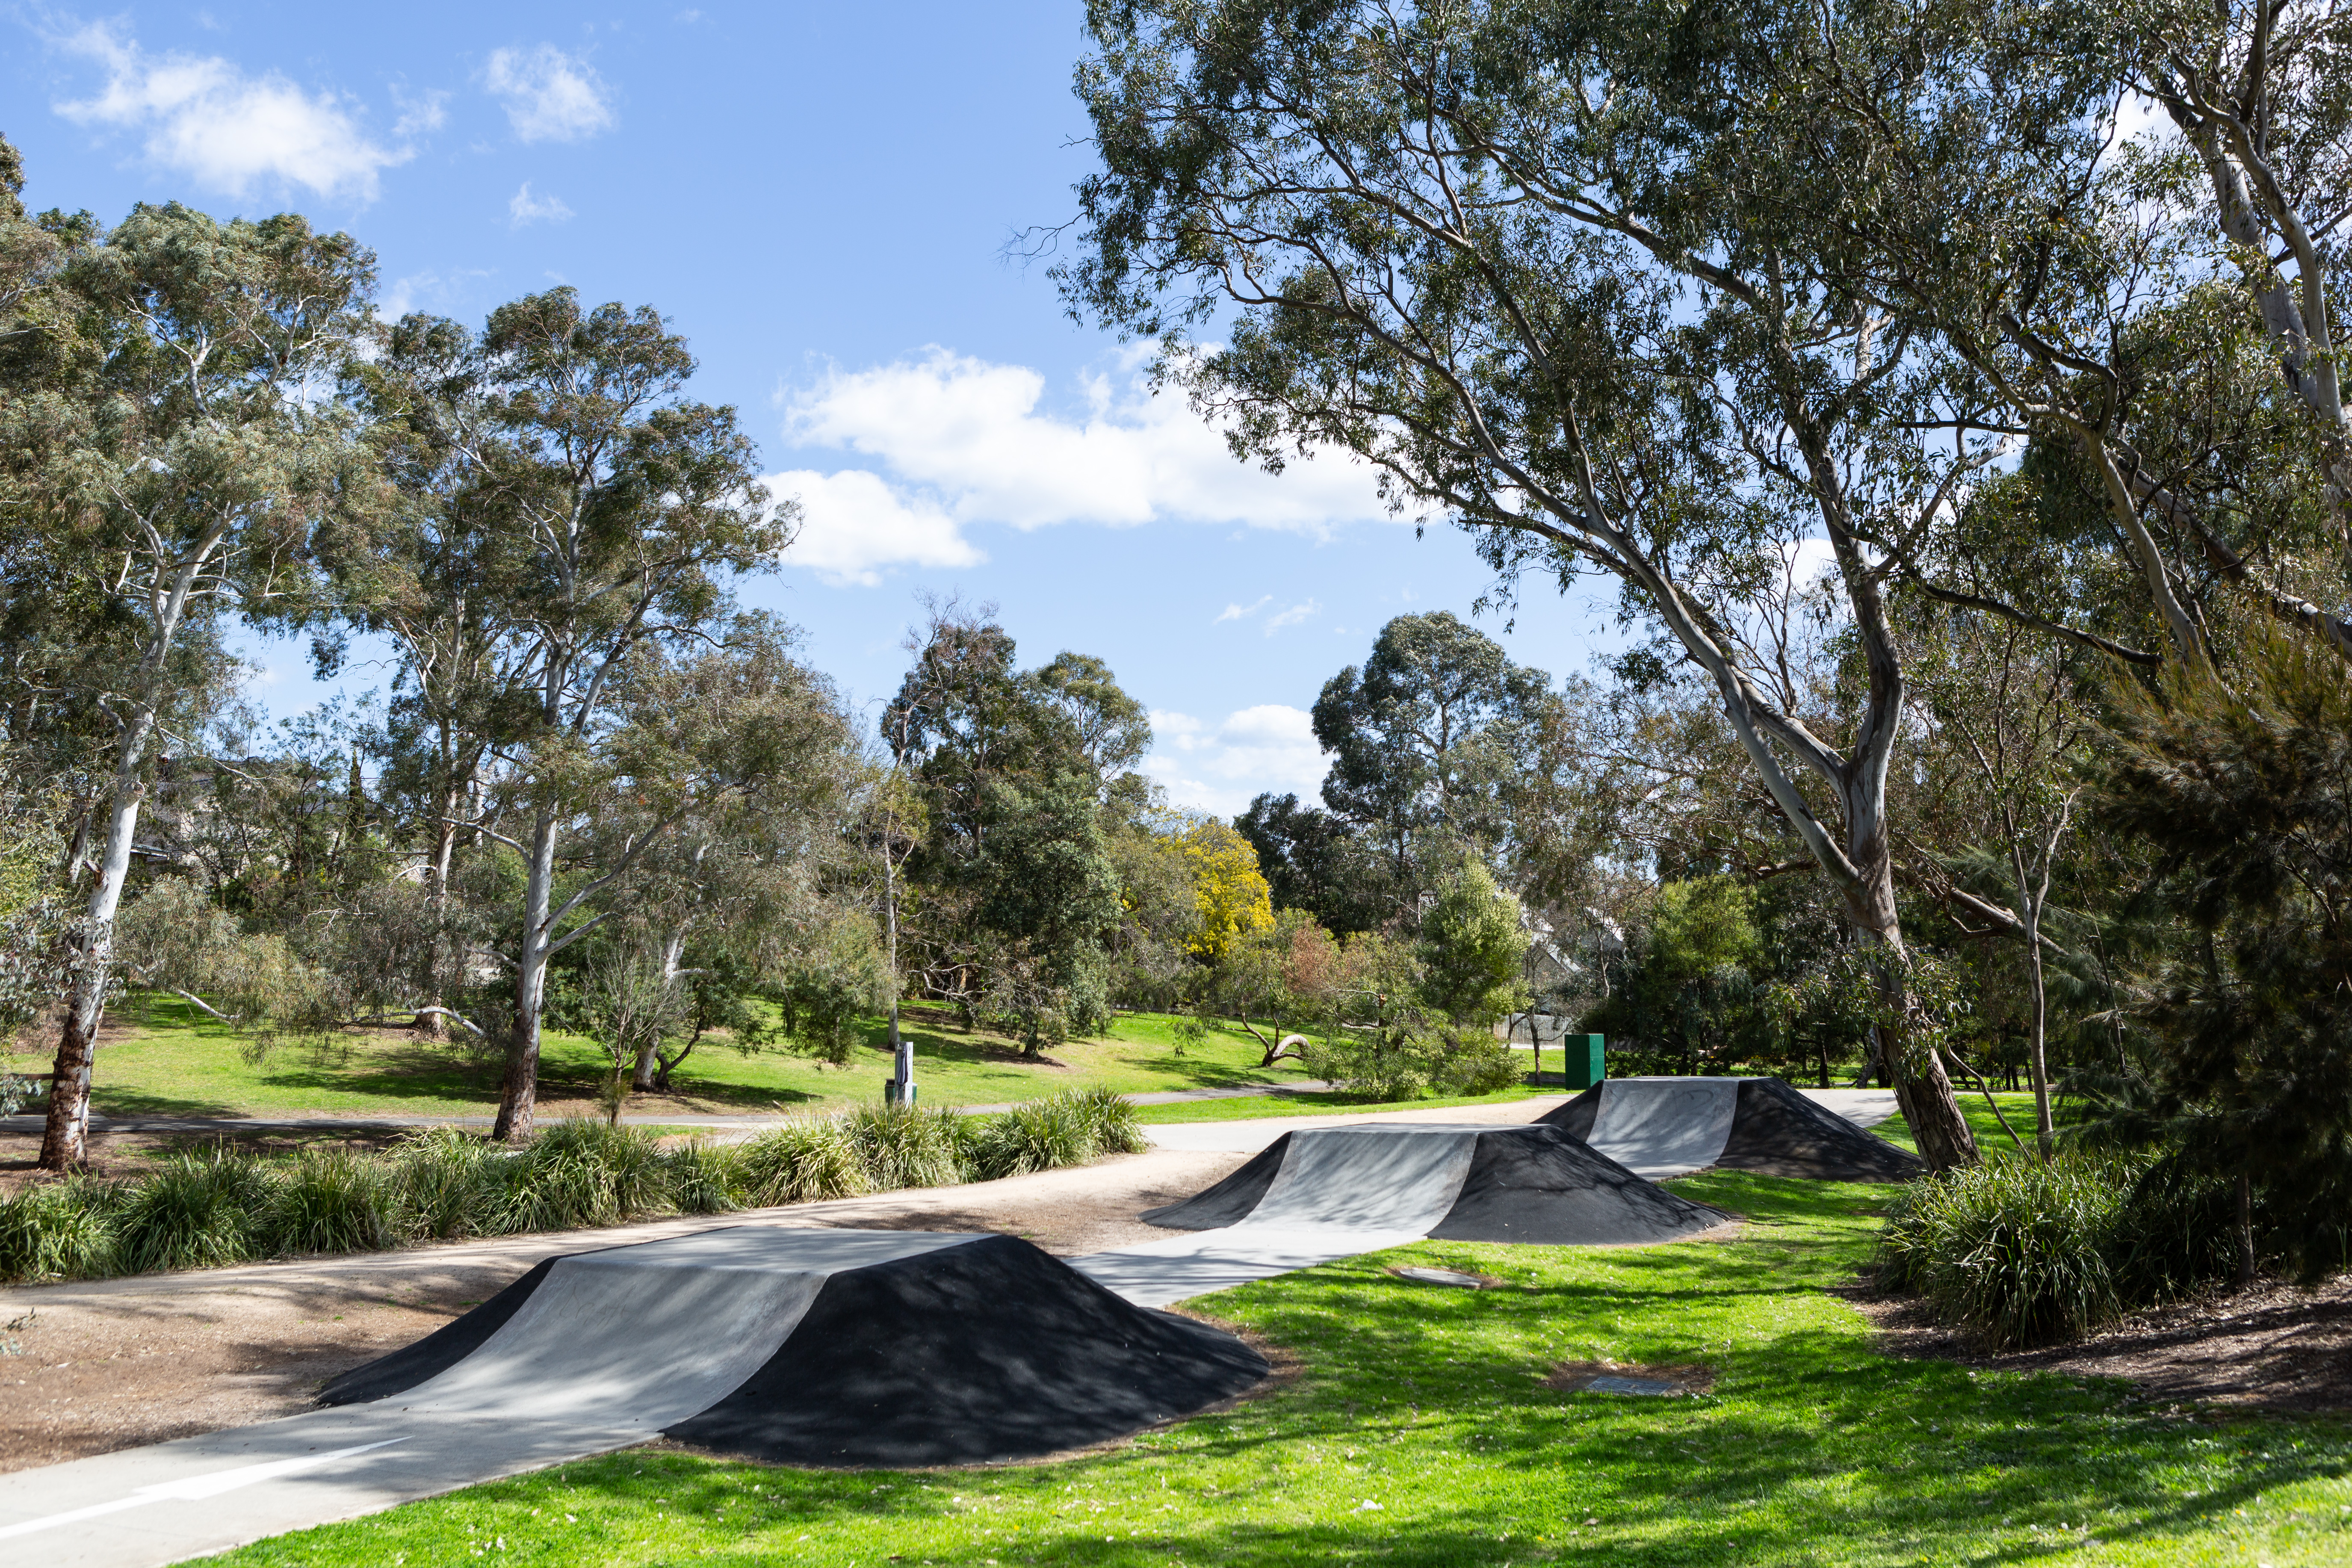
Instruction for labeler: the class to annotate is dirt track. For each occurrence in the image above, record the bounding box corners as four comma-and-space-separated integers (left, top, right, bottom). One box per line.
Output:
0, 1148, 1247, 1473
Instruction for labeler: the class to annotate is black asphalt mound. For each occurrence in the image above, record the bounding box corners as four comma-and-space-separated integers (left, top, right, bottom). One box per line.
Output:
665, 1233, 1269, 1467
318, 1255, 562, 1406
1428, 1127, 1729, 1243
1714, 1078, 1924, 1182
1542, 1088, 1602, 1143
1535, 1077, 1926, 1182
1140, 1137, 1289, 1230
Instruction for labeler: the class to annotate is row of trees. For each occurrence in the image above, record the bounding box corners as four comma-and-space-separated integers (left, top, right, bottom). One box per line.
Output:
0, 136, 872, 1167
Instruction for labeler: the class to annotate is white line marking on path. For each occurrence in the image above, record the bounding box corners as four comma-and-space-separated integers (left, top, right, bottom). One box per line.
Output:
0, 1439, 408, 1541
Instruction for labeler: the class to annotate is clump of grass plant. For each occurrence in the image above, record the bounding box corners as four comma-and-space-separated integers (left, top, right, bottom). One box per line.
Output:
113, 1143, 273, 1274
734, 1117, 868, 1205
0, 1175, 117, 1282
1877, 1147, 2141, 1349
844, 1102, 967, 1189
268, 1149, 401, 1255
965, 1086, 1144, 1179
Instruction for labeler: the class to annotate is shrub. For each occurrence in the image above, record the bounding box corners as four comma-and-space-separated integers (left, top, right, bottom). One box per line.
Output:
268, 1149, 400, 1256
1069, 1084, 1147, 1155
0, 1178, 116, 1282
115, 1146, 272, 1273
1878, 1148, 2142, 1350
969, 1095, 1093, 1180
844, 1102, 967, 1190
391, 1128, 502, 1239
735, 1118, 869, 1205
666, 1139, 742, 1216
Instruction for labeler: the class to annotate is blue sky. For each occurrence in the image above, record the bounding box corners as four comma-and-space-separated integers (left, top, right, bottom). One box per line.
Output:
7, 1, 1621, 815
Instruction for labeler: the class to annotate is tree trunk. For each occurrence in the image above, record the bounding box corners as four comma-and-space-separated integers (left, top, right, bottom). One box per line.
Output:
2236, 1172, 2257, 1288
417, 800, 459, 1045
1845, 862, 1978, 1172
2022, 902, 2055, 1161
39, 707, 157, 1170
492, 812, 558, 1142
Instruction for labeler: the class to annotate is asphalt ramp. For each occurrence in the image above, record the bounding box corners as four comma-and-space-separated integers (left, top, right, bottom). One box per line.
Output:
1070, 1124, 1726, 1305
0, 1228, 1267, 1568
1539, 1075, 1925, 1180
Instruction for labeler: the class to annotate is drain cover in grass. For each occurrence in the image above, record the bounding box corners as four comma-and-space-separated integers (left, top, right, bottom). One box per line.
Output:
1546, 1361, 1714, 1397
1390, 1267, 1487, 1289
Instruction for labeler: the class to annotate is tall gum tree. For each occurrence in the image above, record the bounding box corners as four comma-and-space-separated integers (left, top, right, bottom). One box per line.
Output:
1063, 0, 1983, 1164
361, 290, 792, 1140
14, 203, 375, 1169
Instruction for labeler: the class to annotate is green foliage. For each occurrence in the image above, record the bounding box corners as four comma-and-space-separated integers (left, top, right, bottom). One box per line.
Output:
113, 1145, 273, 1274
0, 1177, 117, 1283
271, 1150, 401, 1255
733, 1118, 869, 1205
1877, 1149, 2139, 1350
842, 1102, 970, 1190
1414, 855, 1528, 1025
1587, 877, 1775, 1073
966, 1085, 1146, 1180
2094, 626, 2352, 1277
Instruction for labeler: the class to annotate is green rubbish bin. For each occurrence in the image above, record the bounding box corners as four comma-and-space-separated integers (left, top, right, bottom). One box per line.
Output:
1566, 1033, 1606, 1091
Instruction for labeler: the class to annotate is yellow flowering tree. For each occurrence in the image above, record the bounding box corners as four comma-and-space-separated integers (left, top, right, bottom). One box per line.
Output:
1177, 819, 1273, 963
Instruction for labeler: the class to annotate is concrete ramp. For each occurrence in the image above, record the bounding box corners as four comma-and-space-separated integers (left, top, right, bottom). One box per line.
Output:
1073, 1123, 1725, 1305
1539, 1075, 1925, 1180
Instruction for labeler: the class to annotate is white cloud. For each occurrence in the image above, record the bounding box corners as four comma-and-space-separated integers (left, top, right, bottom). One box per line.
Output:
378, 267, 493, 321
392, 87, 449, 139
52, 23, 412, 201
774, 349, 1392, 585
1215, 596, 1273, 624
484, 46, 613, 143
508, 181, 573, 225
1263, 598, 1321, 634
1143, 704, 1327, 818
762, 468, 984, 588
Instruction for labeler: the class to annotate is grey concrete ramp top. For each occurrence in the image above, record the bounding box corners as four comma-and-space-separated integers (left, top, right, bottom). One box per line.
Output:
1536, 1075, 1924, 1180
1073, 1124, 1485, 1307
1589, 1076, 1744, 1177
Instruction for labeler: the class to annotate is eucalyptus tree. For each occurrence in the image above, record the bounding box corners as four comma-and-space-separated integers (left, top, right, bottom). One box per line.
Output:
3, 196, 377, 1169
360, 289, 793, 1140
1740, 0, 2352, 664
1312, 611, 1562, 896
1064, 0, 1985, 1162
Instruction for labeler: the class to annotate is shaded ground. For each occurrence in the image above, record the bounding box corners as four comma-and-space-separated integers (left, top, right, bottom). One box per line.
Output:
1858, 1274, 2352, 1412
0, 1147, 1248, 1474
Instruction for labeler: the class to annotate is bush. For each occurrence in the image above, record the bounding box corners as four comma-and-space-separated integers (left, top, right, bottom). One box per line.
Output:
666, 1139, 742, 1216
1070, 1085, 1147, 1155
0, 1178, 116, 1282
391, 1128, 502, 1239
268, 1149, 399, 1255
115, 1146, 272, 1273
844, 1102, 967, 1190
1878, 1149, 2142, 1350
969, 1095, 1093, 1180
735, 1118, 869, 1205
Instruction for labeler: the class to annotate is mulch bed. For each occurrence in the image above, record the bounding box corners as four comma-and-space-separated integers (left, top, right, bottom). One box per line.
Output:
1851, 1275, 2352, 1412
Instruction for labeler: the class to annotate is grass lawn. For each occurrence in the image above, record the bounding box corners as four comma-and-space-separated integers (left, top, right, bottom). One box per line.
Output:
18, 1002, 1315, 1121
207, 1172, 2352, 1567
1132, 1087, 1550, 1124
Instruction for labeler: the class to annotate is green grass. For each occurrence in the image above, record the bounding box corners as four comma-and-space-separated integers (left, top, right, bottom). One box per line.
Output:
20, 1001, 1313, 1121
207, 1172, 2352, 1567
1132, 1086, 1550, 1123
1877, 1090, 2054, 1157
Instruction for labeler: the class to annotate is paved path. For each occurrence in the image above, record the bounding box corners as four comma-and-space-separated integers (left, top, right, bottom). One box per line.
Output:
1141, 1087, 1900, 1152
